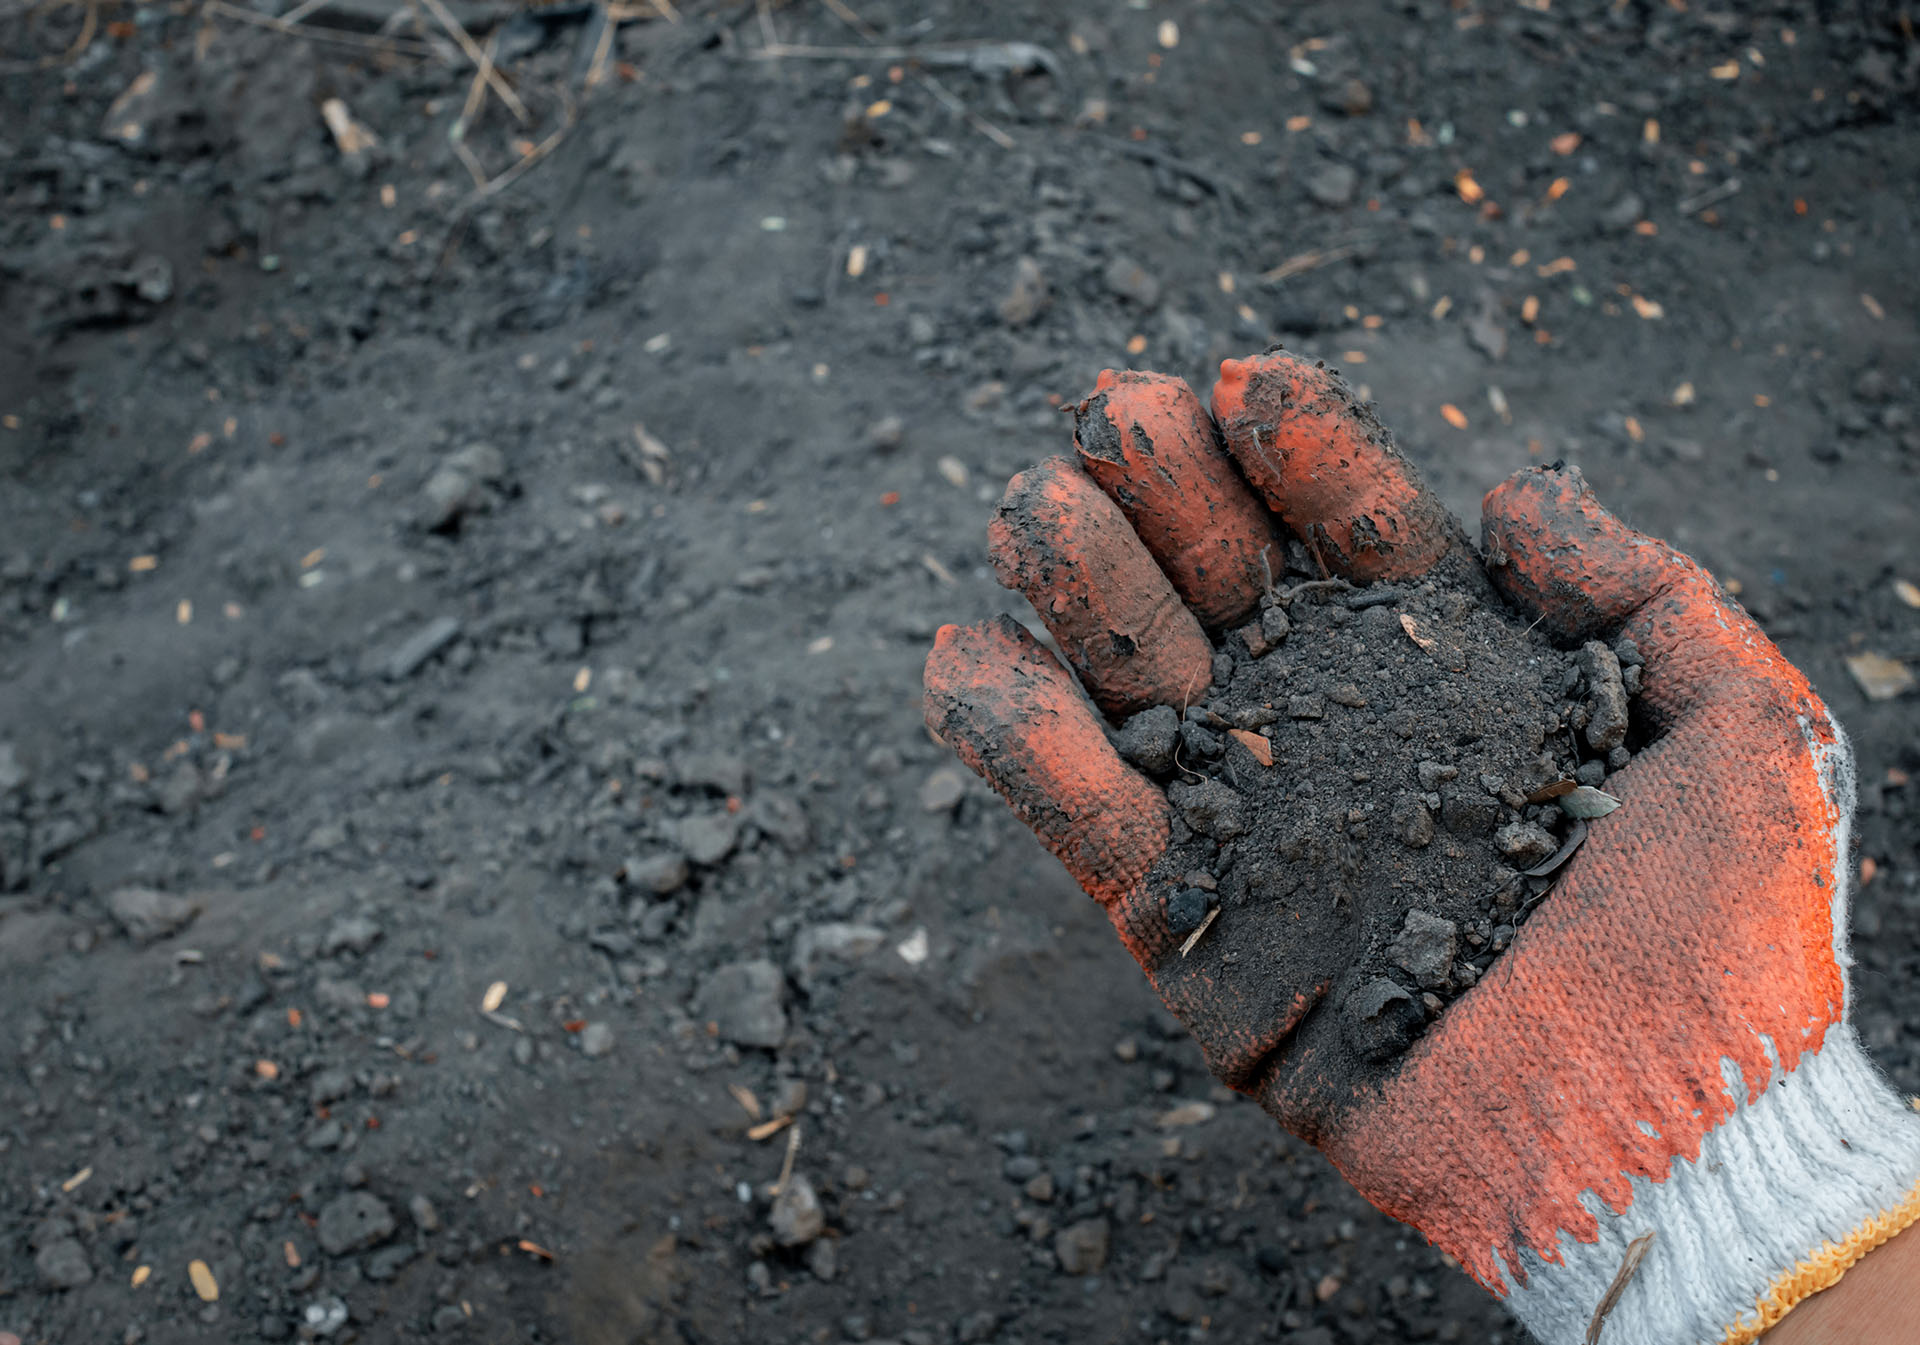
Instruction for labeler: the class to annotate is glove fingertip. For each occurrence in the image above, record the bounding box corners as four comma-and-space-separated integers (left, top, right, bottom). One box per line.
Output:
924, 615, 1171, 911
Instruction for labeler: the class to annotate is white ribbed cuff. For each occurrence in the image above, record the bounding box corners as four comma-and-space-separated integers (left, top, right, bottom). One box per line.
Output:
1503, 1026, 1920, 1345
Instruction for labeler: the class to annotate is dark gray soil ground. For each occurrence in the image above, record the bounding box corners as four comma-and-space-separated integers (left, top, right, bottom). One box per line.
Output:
2, 2, 1917, 1343
1139, 556, 1639, 1081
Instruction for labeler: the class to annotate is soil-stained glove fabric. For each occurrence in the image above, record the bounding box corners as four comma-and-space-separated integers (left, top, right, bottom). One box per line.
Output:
924, 351, 1920, 1345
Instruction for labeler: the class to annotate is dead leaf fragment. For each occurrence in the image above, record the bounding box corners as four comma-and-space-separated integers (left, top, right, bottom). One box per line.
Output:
1895, 579, 1920, 610
728, 1083, 763, 1121
320, 98, 377, 156
1559, 786, 1622, 819
628, 423, 671, 485
1846, 653, 1915, 702
747, 1114, 794, 1141
481, 980, 508, 1013
1399, 613, 1436, 652
1526, 779, 1577, 804
188, 1259, 219, 1302
1227, 728, 1273, 767
1157, 1100, 1216, 1128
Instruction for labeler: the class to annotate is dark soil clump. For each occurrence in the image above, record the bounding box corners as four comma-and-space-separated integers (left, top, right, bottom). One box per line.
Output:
1130, 549, 1643, 1070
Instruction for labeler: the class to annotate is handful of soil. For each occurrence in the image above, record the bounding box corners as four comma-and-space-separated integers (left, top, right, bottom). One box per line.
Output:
1117, 549, 1643, 1068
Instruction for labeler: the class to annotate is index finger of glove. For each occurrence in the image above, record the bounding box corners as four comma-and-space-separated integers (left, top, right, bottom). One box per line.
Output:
988, 456, 1215, 720
925, 615, 1339, 1081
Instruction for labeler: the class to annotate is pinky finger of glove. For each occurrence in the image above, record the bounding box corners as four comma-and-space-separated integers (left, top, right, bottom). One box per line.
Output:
924, 615, 1177, 963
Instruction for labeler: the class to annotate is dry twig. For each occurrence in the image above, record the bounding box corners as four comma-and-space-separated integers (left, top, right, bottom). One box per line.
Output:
1262, 244, 1358, 284
276, 0, 332, 25
201, 2, 433, 57
1586, 1231, 1655, 1344
1273, 577, 1353, 605
448, 29, 496, 188
1179, 906, 1221, 957
749, 1, 1019, 150
771, 1121, 801, 1194
413, 0, 527, 122
1677, 177, 1740, 216
583, 3, 617, 87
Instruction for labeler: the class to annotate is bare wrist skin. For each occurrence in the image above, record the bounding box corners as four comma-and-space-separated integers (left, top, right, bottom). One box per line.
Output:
1764, 1223, 1920, 1344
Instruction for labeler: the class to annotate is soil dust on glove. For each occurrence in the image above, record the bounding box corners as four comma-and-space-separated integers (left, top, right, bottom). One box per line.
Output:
1123, 546, 1644, 1072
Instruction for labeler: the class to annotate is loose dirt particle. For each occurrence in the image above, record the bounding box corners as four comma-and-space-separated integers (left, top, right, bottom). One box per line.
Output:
1139, 557, 1642, 1073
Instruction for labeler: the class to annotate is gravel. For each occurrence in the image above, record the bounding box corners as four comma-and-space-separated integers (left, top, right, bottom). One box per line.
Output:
694, 960, 789, 1049
105, 886, 201, 942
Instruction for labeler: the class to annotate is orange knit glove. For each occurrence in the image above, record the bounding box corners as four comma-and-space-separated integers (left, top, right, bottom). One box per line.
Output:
924, 353, 1920, 1345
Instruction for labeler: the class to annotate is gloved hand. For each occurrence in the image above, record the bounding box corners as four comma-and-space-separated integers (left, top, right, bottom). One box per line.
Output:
924, 351, 1920, 1345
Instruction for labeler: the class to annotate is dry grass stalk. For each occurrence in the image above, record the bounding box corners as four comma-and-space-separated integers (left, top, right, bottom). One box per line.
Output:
1586, 1231, 1655, 1344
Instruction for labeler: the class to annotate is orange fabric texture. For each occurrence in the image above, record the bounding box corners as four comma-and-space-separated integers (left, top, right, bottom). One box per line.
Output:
1072, 368, 1275, 629
923, 616, 1175, 962
924, 615, 1346, 1079
1283, 466, 1848, 1288
1211, 351, 1457, 582
929, 357, 1864, 1326
988, 456, 1214, 719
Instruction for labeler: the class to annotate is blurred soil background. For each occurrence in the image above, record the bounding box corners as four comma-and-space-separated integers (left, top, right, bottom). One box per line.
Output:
1, 0, 1918, 1342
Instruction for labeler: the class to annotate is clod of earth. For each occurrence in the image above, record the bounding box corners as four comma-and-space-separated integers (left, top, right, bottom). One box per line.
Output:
694, 959, 788, 1049
419, 442, 509, 533
315, 1192, 398, 1256
379, 615, 463, 681
769, 1173, 825, 1247
105, 886, 202, 942
1139, 558, 1642, 1078
34, 1238, 93, 1290
790, 923, 884, 990
918, 765, 968, 813
623, 852, 690, 896
1054, 1217, 1111, 1275
678, 812, 741, 866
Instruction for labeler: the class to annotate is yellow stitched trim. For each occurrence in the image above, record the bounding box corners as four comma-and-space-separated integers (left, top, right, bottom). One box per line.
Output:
1716, 1175, 1920, 1345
